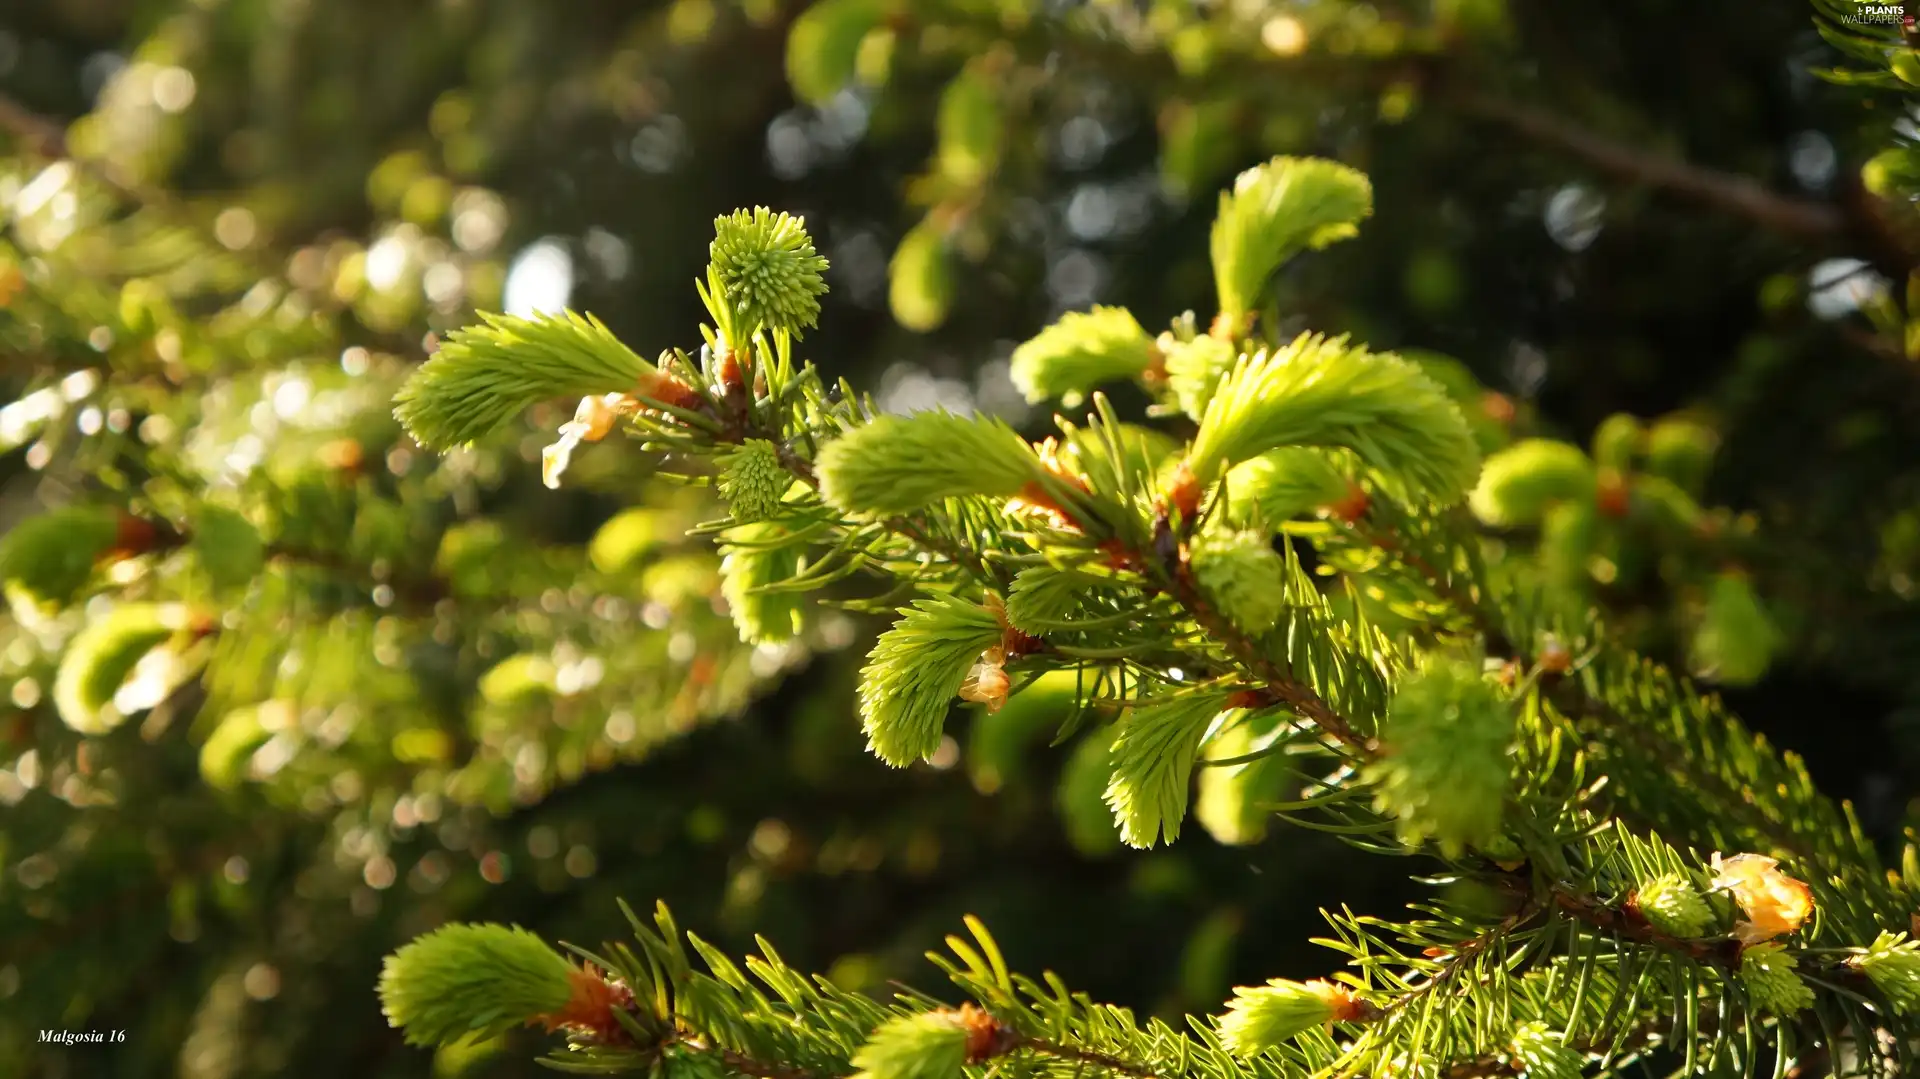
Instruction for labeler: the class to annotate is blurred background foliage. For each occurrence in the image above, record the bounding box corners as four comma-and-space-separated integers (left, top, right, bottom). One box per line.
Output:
2, 0, 1920, 1076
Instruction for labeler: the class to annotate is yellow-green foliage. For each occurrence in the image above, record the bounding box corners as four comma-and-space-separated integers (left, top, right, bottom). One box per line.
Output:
54, 602, 191, 735
889, 219, 953, 333
0, 505, 121, 608
1470, 439, 1596, 528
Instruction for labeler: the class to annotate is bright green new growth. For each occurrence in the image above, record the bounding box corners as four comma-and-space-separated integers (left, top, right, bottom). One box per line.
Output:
377, 923, 576, 1048
720, 523, 806, 645
1510, 1022, 1584, 1079
1189, 530, 1287, 635
54, 602, 189, 735
849, 1011, 972, 1079
1188, 333, 1481, 508
1634, 872, 1715, 938
1740, 943, 1813, 1016
199, 705, 272, 790
1003, 566, 1089, 634
856, 594, 1002, 766
784, 0, 884, 105
1540, 499, 1600, 587
816, 411, 1044, 518
1590, 413, 1643, 472
1009, 305, 1156, 405
1211, 156, 1372, 324
1215, 979, 1341, 1056
0, 504, 121, 608
1690, 571, 1780, 686
937, 65, 1003, 187
1852, 931, 1920, 1014
720, 440, 792, 522
1162, 333, 1237, 420
889, 219, 954, 333
1646, 415, 1718, 494
1469, 439, 1597, 528
1633, 475, 1704, 535
393, 310, 656, 449
1364, 654, 1514, 856
1104, 692, 1231, 848
709, 207, 831, 338
1223, 448, 1351, 526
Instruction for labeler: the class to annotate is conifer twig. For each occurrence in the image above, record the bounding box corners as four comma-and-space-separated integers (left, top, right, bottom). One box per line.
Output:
697, 1041, 822, 1079
1340, 516, 1821, 864
776, 426, 1003, 588
1011, 1036, 1158, 1079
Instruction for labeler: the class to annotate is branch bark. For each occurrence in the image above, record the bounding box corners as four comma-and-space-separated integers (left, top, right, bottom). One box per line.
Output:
1448, 91, 1849, 242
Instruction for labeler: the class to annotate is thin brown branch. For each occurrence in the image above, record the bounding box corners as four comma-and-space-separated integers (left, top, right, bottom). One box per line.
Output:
708, 1046, 821, 1079
1535, 877, 1744, 969
1013, 1036, 1158, 1079
265, 542, 453, 611
1450, 91, 1848, 241
1376, 901, 1542, 1023
1142, 515, 1370, 753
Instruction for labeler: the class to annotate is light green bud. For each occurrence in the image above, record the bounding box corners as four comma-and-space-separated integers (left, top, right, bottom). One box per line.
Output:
1217, 978, 1358, 1056
1190, 530, 1287, 635
1469, 439, 1596, 528
1009, 305, 1155, 405
785, 0, 883, 105
889, 220, 954, 333
709, 208, 830, 337
1645, 415, 1718, 496
1510, 1022, 1583, 1079
849, 1010, 974, 1079
378, 924, 577, 1047
1365, 653, 1514, 857
0, 505, 123, 608
55, 602, 192, 735
1852, 931, 1920, 1014
1634, 873, 1715, 938
817, 412, 1042, 519
1590, 413, 1643, 472
1739, 942, 1813, 1015
1162, 333, 1237, 421
1690, 571, 1779, 686
720, 522, 806, 645
720, 440, 791, 522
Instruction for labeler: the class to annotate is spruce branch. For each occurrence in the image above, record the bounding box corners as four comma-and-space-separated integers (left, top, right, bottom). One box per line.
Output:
379, 185, 1920, 1079
1335, 510, 1834, 866
774, 442, 1004, 588
394, 310, 690, 450
1003, 1035, 1159, 1079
